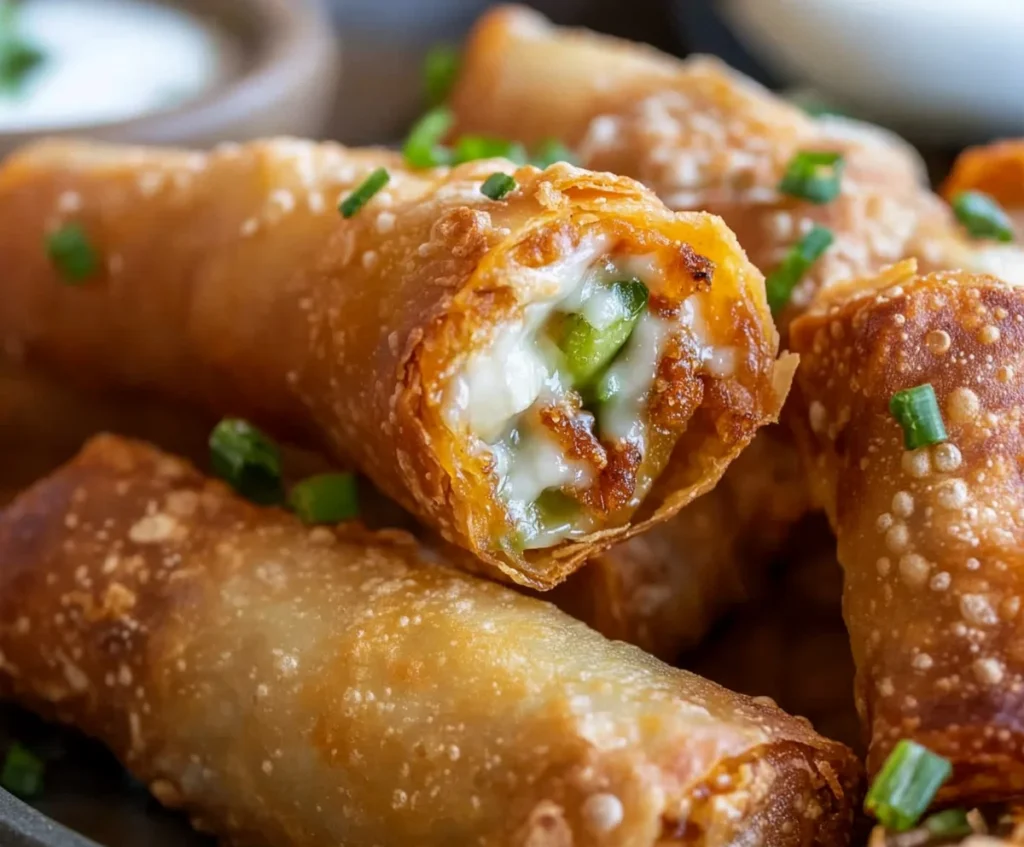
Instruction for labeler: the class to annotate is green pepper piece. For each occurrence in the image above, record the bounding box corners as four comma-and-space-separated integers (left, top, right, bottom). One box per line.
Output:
533, 489, 579, 535
560, 279, 647, 386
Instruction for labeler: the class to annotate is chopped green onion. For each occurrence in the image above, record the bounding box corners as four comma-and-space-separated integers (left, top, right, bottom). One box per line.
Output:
0, 1, 45, 95
765, 225, 833, 314
530, 138, 577, 169
560, 279, 648, 386
403, 107, 454, 169
289, 473, 360, 525
922, 809, 972, 839
865, 739, 952, 831
339, 168, 390, 219
779, 151, 844, 204
952, 191, 1015, 242
209, 419, 284, 506
1, 742, 44, 798
452, 135, 527, 165
889, 384, 947, 450
423, 44, 460, 106
46, 223, 100, 284
480, 172, 517, 201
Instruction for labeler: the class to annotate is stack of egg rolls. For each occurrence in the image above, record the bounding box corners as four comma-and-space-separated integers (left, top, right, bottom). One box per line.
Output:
790, 261, 1024, 803
0, 138, 791, 590
0, 435, 860, 847
443, 4, 971, 658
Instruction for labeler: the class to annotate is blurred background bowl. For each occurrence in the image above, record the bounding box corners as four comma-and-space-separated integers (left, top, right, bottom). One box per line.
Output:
716, 0, 1024, 144
0, 0, 339, 156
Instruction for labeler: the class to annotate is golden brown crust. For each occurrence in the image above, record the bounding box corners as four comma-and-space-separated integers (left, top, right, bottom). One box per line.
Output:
790, 267, 1024, 803
448, 5, 683, 147
0, 138, 786, 588
0, 435, 860, 847
448, 6, 963, 335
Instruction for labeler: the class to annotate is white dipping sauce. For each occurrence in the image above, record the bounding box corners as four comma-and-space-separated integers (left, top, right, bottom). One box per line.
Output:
0, 0, 228, 131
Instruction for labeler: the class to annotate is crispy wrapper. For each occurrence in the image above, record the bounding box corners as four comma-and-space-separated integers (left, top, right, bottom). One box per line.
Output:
449, 4, 683, 147
450, 5, 962, 333
0, 139, 790, 588
551, 426, 809, 659
790, 261, 1024, 802
942, 139, 1024, 248
0, 435, 860, 847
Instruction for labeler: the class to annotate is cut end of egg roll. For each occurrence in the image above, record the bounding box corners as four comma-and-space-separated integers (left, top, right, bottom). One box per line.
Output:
0, 138, 790, 588
0, 435, 860, 847
790, 263, 1024, 804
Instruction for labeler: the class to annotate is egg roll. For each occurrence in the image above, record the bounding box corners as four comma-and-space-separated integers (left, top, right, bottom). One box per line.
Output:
449, 5, 961, 332
0, 138, 791, 589
0, 435, 859, 847
790, 261, 1024, 803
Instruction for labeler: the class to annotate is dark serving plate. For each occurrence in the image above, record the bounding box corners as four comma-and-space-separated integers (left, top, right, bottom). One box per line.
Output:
0, 705, 209, 847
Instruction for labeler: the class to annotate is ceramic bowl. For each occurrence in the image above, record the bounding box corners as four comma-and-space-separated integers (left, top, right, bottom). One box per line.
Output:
717, 0, 1024, 144
0, 0, 340, 156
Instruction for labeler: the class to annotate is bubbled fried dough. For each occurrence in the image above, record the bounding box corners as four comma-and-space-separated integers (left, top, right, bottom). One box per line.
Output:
790, 263, 1024, 803
0, 435, 859, 847
0, 138, 789, 588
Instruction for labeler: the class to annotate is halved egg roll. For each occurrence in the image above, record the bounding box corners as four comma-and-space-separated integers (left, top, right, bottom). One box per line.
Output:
790, 261, 1024, 803
0, 435, 859, 847
0, 139, 790, 588
450, 5, 959, 331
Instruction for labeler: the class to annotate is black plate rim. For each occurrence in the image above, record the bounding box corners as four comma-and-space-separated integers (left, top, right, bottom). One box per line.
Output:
0, 788, 100, 847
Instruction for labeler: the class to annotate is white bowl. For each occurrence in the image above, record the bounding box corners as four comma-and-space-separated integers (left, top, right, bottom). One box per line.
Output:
718, 0, 1024, 143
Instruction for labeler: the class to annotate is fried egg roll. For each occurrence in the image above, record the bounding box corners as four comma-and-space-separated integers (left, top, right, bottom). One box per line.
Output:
0, 435, 859, 847
450, 5, 964, 331
790, 261, 1024, 803
0, 139, 790, 589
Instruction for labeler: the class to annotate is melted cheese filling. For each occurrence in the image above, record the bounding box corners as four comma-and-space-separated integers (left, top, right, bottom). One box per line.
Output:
445, 238, 736, 550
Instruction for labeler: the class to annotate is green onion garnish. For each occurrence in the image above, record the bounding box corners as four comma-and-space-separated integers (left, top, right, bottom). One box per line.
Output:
0, 1, 45, 95
423, 44, 460, 106
865, 739, 952, 831
1, 742, 44, 798
889, 384, 947, 450
779, 151, 844, 204
530, 138, 577, 169
209, 419, 284, 506
339, 168, 390, 219
922, 809, 972, 839
952, 190, 1015, 242
453, 135, 527, 165
289, 473, 360, 525
481, 172, 517, 201
403, 107, 454, 169
765, 225, 833, 314
45, 223, 99, 284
